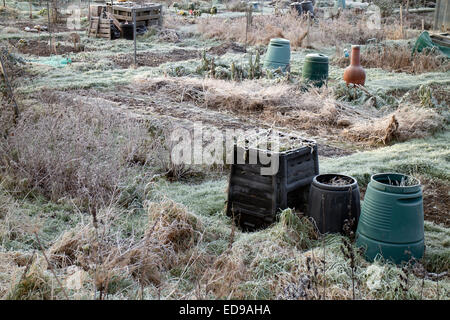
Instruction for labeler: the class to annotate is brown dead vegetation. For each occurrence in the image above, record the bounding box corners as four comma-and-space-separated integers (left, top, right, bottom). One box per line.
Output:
131, 77, 444, 146
198, 10, 391, 49
47, 199, 203, 289
333, 44, 450, 74
342, 105, 445, 145
0, 94, 152, 208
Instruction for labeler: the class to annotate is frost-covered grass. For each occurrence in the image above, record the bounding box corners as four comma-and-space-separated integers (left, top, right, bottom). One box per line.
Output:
320, 130, 450, 184
1, 6, 448, 300
0, 111, 448, 301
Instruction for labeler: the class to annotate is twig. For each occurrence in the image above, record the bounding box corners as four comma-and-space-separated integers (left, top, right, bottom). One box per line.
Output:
34, 232, 70, 300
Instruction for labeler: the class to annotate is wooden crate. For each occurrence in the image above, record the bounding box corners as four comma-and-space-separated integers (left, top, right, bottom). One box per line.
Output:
88, 17, 112, 39
226, 139, 319, 231
90, 4, 106, 17
105, 1, 162, 27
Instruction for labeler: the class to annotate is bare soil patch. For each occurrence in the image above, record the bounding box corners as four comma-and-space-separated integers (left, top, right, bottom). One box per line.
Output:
422, 178, 450, 227
7, 38, 86, 57
207, 42, 246, 56
112, 49, 200, 68
0, 20, 72, 33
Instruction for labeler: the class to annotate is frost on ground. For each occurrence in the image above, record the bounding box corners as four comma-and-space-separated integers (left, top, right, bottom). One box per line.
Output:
0, 0, 449, 300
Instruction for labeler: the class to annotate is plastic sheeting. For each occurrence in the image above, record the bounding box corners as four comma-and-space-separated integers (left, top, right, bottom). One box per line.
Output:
412, 31, 450, 57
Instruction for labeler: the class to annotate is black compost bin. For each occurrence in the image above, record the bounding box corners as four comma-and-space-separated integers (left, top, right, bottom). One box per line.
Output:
226, 133, 319, 231
307, 174, 360, 234
121, 23, 135, 40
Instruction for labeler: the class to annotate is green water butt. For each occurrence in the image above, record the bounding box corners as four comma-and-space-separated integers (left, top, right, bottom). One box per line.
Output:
263, 38, 291, 72
302, 53, 329, 87
356, 173, 425, 265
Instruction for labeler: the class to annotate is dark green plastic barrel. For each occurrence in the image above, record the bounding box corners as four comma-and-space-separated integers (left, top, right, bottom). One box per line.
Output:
302, 53, 329, 87
263, 38, 291, 72
356, 173, 424, 265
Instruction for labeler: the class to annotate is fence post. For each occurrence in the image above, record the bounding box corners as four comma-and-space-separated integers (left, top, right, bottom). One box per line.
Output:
133, 8, 137, 67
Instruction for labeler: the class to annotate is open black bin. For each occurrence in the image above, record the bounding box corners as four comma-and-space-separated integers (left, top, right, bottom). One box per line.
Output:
307, 174, 360, 234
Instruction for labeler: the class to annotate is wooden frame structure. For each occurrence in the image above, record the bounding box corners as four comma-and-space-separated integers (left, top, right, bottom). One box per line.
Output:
106, 1, 162, 27
88, 17, 112, 39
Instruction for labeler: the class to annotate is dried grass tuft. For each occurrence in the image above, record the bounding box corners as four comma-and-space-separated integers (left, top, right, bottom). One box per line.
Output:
342, 105, 445, 145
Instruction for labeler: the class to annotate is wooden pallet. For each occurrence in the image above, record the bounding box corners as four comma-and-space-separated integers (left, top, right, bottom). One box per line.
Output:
105, 1, 162, 27
430, 32, 450, 47
90, 4, 106, 18
88, 17, 111, 39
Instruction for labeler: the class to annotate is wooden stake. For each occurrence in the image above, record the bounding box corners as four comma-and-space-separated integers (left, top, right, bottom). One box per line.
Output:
306, 11, 311, 48
133, 8, 137, 68
400, 4, 404, 39
29, 0, 32, 19
47, 1, 52, 52
245, 5, 252, 53
422, 19, 424, 31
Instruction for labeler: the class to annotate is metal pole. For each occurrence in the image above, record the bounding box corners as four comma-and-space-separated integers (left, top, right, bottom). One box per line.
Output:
133, 8, 136, 67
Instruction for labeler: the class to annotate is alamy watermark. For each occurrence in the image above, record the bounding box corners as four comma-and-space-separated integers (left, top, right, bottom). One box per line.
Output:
169, 122, 281, 175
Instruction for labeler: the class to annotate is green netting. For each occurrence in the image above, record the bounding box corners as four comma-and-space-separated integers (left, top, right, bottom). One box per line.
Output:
30, 56, 72, 68
413, 31, 450, 58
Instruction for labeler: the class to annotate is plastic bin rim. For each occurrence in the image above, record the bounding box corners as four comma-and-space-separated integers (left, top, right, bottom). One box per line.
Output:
312, 173, 358, 191
370, 172, 421, 194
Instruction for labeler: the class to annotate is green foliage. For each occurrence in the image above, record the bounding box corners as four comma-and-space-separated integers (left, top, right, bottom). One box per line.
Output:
186, 50, 264, 81
38, 8, 47, 16
417, 85, 439, 108
333, 82, 398, 108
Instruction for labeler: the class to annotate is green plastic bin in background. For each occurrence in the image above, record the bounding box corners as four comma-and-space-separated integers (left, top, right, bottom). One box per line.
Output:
302, 53, 329, 87
263, 38, 291, 72
356, 173, 425, 265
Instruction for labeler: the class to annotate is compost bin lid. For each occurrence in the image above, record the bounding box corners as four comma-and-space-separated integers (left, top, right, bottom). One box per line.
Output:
304, 53, 329, 63
270, 38, 290, 45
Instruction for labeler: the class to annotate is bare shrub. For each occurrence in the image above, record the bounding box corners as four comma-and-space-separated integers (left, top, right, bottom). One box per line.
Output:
0, 96, 152, 209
